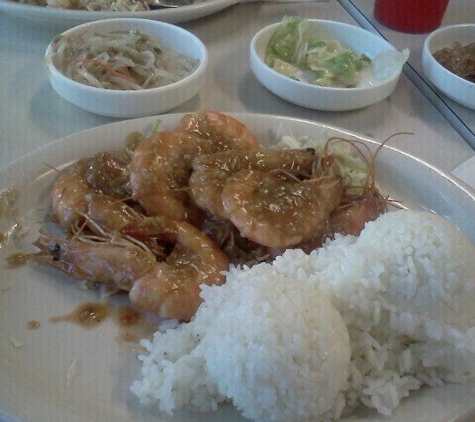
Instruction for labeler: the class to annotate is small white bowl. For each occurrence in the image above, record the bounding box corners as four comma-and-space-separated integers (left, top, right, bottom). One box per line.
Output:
44, 18, 208, 118
422, 24, 475, 110
250, 19, 406, 111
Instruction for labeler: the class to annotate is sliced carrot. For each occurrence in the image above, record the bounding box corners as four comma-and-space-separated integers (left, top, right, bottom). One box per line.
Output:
76, 58, 136, 83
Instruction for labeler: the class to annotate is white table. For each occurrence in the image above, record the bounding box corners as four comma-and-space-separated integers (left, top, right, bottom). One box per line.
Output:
0, 0, 474, 176
1, 3, 475, 422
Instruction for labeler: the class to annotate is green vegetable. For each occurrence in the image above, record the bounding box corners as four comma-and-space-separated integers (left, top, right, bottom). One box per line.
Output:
273, 131, 371, 195
265, 16, 371, 87
265, 16, 308, 67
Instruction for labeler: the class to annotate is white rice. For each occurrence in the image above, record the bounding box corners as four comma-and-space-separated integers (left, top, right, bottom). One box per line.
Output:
131, 210, 475, 421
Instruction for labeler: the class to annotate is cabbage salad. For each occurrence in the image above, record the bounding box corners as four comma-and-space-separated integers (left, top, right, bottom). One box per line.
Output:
265, 16, 371, 87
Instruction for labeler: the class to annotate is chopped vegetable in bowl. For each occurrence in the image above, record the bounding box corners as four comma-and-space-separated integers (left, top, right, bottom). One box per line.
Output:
265, 16, 372, 87
48, 28, 199, 90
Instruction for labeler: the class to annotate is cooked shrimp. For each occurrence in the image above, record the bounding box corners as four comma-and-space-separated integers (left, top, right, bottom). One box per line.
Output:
221, 168, 344, 249
192, 148, 318, 171
51, 170, 92, 230
33, 229, 156, 291
33, 217, 229, 321
328, 193, 388, 237
199, 214, 271, 266
189, 149, 318, 219
85, 194, 145, 232
51, 150, 136, 232
323, 134, 407, 237
51, 170, 146, 237
129, 131, 214, 223
34, 112, 402, 323
82, 150, 132, 199
121, 216, 229, 321
174, 110, 262, 153
189, 167, 231, 219
129, 113, 264, 223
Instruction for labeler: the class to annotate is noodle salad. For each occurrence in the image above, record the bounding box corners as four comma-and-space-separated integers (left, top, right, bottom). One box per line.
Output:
48, 29, 199, 90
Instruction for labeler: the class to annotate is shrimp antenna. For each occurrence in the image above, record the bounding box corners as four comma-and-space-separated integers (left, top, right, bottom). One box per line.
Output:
42, 162, 62, 173
366, 132, 414, 190
323, 132, 414, 191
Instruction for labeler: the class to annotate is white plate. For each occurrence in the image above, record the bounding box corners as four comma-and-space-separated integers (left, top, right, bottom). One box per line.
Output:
0, 0, 239, 29
1, 113, 474, 422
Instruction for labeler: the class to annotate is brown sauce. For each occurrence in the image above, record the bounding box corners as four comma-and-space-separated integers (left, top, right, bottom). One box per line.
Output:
27, 320, 41, 330
50, 302, 110, 328
49, 301, 158, 344
4, 252, 31, 269
0, 188, 20, 248
0, 188, 19, 216
117, 306, 143, 327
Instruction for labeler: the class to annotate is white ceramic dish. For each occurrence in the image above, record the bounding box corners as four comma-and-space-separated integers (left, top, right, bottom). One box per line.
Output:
0, 0, 239, 30
1, 113, 475, 422
250, 19, 407, 111
44, 18, 208, 118
422, 23, 475, 110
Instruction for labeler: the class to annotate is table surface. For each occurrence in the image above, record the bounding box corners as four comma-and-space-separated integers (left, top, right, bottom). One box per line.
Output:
1, 2, 475, 422
0, 0, 474, 176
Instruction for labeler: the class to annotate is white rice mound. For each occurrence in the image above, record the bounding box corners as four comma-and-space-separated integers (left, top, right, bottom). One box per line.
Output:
273, 209, 475, 415
131, 210, 475, 421
131, 265, 352, 422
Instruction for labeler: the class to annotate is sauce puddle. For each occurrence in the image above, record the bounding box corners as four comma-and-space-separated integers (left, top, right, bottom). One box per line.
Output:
49, 301, 159, 345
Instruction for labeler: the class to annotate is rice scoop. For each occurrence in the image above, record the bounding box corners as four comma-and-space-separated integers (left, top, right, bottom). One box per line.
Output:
131, 267, 351, 422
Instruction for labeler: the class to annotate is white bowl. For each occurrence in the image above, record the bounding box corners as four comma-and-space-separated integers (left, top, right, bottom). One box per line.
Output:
250, 19, 406, 111
44, 18, 208, 118
422, 24, 475, 110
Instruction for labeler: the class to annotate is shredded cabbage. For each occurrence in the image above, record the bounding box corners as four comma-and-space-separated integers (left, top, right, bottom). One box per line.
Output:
273, 126, 371, 195
265, 16, 372, 88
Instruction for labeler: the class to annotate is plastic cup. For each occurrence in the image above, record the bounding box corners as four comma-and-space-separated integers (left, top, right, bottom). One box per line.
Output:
374, 0, 450, 34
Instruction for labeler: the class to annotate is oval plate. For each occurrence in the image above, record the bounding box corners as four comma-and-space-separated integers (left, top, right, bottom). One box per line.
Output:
0, 113, 474, 422
0, 0, 239, 29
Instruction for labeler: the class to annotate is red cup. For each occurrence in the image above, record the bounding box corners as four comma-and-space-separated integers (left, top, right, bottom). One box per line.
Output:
374, 0, 450, 34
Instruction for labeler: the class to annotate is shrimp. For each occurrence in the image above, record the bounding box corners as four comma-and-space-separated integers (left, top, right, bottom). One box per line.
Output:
329, 192, 389, 236
221, 168, 344, 249
51, 150, 137, 233
189, 149, 318, 219
199, 214, 272, 266
33, 217, 229, 321
82, 150, 132, 199
121, 216, 229, 321
174, 110, 262, 153
128, 114, 262, 223
129, 112, 264, 223
324, 134, 408, 237
51, 170, 92, 230
33, 229, 156, 291
129, 131, 214, 224
51, 169, 146, 236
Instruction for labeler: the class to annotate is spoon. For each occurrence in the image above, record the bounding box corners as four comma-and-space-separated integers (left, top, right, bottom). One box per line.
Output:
145, 0, 196, 9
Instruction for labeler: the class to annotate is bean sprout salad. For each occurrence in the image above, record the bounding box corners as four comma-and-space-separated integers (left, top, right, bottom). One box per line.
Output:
48, 29, 199, 90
